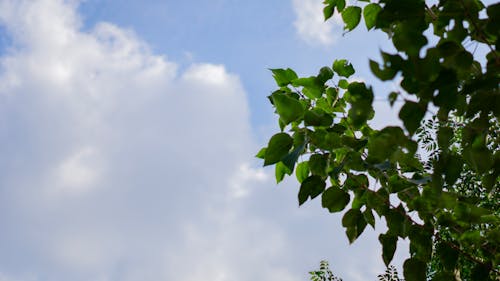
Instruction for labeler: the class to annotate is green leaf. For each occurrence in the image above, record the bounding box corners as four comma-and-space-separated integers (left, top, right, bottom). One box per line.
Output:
342, 6, 362, 31
463, 146, 493, 173
336, 0, 346, 12
432, 272, 456, 281
408, 225, 432, 261
399, 101, 426, 136
379, 233, 397, 266
367, 189, 390, 217
255, 147, 266, 159
347, 83, 374, 128
342, 209, 367, 243
333, 59, 355, 78
292, 76, 316, 88
444, 153, 463, 185
309, 154, 329, 177
326, 87, 338, 101
389, 92, 399, 106
482, 173, 498, 192
454, 50, 473, 69
281, 142, 306, 172
271, 92, 305, 124
385, 206, 407, 237
338, 79, 349, 89
304, 109, 333, 127
436, 242, 459, 271
437, 126, 453, 149
292, 77, 324, 99
323, 3, 335, 20
403, 258, 426, 281
363, 3, 381, 30
392, 22, 428, 57
298, 175, 326, 205
363, 209, 375, 228
270, 68, 298, 86
322, 186, 350, 213
318, 66, 334, 83
275, 161, 291, 183
370, 60, 397, 81
471, 264, 491, 281
295, 162, 310, 183
264, 133, 293, 166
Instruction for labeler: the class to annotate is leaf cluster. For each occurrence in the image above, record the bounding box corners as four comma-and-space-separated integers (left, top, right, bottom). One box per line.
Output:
259, 0, 500, 280
309, 260, 343, 281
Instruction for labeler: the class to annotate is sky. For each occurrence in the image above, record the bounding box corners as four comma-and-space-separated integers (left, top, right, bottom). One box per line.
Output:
0, 0, 412, 280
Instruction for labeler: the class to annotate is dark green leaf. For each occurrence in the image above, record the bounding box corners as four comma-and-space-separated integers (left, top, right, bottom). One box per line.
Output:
333, 59, 355, 78
322, 186, 350, 213
309, 154, 329, 177
399, 101, 426, 136
370, 60, 397, 81
436, 242, 459, 271
342, 209, 367, 243
264, 133, 293, 166
271, 92, 305, 124
298, 175, 326, 205
318, 66, 334, 82
392, 22, 428, 57
363, 209, 375, 228
444, 153, 463, 185
379, 233, 397, 266
437, 126, 453, 149
454, 50, 473, 69
304, 109, 333, 127
389, 92, 399, 106
408, 225, 433, 261
387, 207, 408, 238
348, 101, 373, 128
403, 258, 426, 281
463, 146, 493, 173
471, 264, 491, 281
281, 142, 306, 172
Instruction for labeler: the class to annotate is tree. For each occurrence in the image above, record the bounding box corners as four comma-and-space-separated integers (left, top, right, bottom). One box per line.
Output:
309, 260, 343, 281
417, 116, 500, 280
257, 0, 499, 280
308, 261, 403, 281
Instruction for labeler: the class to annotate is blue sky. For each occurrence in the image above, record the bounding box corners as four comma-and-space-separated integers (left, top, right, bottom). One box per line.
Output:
0, 1, 412, 281
75, 0, 396, 132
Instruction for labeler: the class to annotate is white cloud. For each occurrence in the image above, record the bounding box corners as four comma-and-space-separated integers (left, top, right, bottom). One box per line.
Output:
0, 1, 405, 280
0, 0, 292, 280
292, 0, 344, 46
54, 146, 102, 195
227, 163, 268, 199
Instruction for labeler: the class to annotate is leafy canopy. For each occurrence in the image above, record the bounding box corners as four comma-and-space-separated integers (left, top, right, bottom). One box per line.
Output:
258, 0, 499, 280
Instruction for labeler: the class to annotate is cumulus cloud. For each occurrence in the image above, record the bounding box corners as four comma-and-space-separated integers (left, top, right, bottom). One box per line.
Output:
0, 0, 289, 280
292, 0, 344, 46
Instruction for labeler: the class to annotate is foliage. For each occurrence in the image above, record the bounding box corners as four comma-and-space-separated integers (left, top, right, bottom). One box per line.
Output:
309, 260, 343, 281
258, 0, 499, 280
308, 261, 403, 281
417, 116, 500, 280
378, 265, 404, 281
